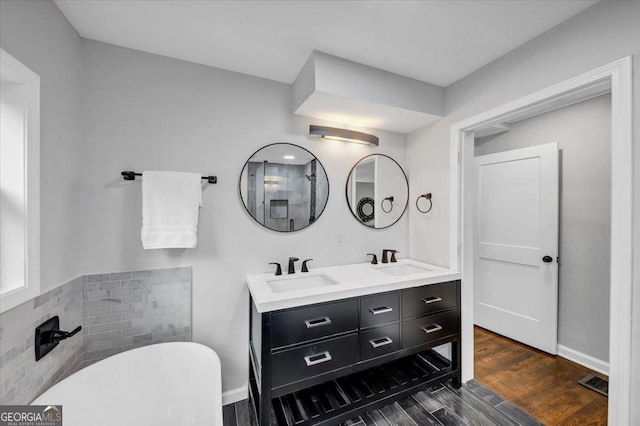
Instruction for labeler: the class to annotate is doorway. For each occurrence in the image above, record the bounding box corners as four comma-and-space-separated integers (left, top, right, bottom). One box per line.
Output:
450, 57, 633, 424
470, 94, 611, 422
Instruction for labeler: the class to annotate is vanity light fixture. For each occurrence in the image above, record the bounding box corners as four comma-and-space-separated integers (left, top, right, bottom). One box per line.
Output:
283, 155, 295, 160
309, 125, 379, 146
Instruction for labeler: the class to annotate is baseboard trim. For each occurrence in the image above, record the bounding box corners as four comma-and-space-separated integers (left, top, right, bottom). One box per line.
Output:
222, 385, 248, 406
557, 344, 609, 376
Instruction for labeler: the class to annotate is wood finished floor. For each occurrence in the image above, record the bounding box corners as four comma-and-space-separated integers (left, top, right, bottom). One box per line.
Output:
474, 326, 608, 425
223, 380, 541, 426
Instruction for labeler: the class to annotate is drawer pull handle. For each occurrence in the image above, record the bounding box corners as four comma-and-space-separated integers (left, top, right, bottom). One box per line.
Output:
421, 296, 442, 304
421, 324, 443, 334
304, 351, 332, 366
304, 317, 332, 328
369, 306, 393, 315
369, 337, 393, 348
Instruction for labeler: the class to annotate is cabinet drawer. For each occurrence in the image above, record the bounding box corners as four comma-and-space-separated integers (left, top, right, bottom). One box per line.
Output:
359, 323, 400, 361
271, 333, 358, 388
271, 300, 358, 348
402, 281, 457, 319
360, 292, 399, 328
402, 310, 458, 348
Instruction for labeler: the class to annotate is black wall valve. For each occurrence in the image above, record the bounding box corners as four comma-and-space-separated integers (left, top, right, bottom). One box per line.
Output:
35, 316, 82, 361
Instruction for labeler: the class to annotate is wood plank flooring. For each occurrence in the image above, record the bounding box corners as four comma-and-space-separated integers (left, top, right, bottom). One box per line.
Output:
225, 328, 608, 425
474, 326, 608, 425
223, 380, 540, 425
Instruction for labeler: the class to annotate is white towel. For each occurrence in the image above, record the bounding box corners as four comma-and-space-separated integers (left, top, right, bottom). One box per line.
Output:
141, 171, 203, 249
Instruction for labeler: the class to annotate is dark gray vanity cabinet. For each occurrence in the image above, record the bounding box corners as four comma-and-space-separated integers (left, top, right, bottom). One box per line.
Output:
249, 280, 461, 425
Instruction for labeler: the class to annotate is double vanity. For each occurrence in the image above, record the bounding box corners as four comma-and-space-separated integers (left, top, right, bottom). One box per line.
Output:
247, 259, 462, 425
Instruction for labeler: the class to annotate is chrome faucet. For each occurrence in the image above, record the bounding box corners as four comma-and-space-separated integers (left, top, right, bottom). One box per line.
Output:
288, 257, 299, 274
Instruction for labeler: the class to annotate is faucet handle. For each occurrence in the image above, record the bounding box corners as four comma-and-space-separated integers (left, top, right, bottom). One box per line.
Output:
390, 250, 399, 263
301, 259, 313, 273
269, 262, 282, 276
367, 253, 378, 265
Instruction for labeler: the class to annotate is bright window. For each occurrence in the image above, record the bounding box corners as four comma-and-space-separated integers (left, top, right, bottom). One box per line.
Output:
0, 49, 40, 313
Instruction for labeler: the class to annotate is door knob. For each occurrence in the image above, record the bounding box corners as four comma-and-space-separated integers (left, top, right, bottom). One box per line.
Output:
542, 256, 553, 263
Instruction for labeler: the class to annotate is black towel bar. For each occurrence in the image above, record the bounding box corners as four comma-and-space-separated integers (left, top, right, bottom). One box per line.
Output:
121, 171, 217, 184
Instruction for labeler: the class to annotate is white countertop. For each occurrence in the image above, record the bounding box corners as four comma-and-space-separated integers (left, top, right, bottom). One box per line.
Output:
247, 258, 461, 313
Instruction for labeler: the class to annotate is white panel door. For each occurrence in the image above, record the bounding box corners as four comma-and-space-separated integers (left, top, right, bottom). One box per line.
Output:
474, 143, 559, 354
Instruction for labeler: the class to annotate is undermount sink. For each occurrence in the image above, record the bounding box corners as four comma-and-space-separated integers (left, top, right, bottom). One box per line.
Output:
375, 264, 432, 276
267, 274, 339, 293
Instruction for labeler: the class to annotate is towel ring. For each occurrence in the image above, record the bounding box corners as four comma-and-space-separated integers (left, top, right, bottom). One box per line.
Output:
357, 197, 375, 223
416, 193, 433, 213
381, 196, 394, 213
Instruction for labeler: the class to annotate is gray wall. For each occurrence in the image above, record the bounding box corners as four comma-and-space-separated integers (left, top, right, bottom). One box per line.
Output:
407, 1, 640, 420
474, 95, 611, 362
82, 268, 192, 367
0, 277, 83, 405
79, 40, 408, 397
0, 266, 192, 405
0, 0, 83, 291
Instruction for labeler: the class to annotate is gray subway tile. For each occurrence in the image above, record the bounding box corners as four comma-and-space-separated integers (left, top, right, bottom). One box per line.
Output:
82, 282, 99, 291
32, 292, 51, 308
99, 281, 121, 290
84, 290, 108, 300
122, 311, 143, 320
110, 272, 131, 280
121, 295, 143, 304
131, 270, 155, 279
111, 304, 133, 314
100, 298, 122, 306
84, 330, 122, 344
100, 347, 123, 358
107, 288, 131, 297
87, 324, 112, 335
122, 327, 143, 337
50, 286, 63, 300
121, 279, 143, 288
83, 300, 101, 309
111, 321, 132, 331
85, 307, 111, 318
132, 334, 153, 344
87, 273, 111, 283
99, 313, 123, 324
84, 316, 100, 326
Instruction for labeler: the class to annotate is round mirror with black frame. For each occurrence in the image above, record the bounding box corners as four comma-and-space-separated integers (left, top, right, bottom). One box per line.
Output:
345, 154, 408, 229
239, 143, 329, 232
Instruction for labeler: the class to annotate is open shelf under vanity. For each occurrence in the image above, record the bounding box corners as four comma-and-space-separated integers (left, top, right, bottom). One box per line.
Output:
248, 279, 462, 425
269, 349, 454, 425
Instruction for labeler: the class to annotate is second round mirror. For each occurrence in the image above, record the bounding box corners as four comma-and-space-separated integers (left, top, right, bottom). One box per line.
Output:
346, 154, 408, 229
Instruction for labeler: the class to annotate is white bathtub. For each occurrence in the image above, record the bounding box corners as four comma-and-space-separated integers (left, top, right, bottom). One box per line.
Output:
32, 342, 223, 426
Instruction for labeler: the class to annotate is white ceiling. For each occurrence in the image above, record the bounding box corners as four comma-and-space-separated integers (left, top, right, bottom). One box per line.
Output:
54, 0, 597, 87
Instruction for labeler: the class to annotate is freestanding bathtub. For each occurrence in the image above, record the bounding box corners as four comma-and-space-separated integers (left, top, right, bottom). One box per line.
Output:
32, 342, 223, 426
